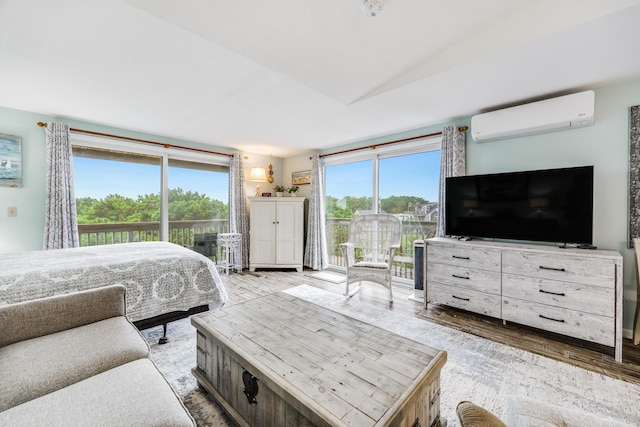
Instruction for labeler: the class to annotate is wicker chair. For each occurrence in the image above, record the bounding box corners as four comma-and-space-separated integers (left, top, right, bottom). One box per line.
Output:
340, 214, 402, 302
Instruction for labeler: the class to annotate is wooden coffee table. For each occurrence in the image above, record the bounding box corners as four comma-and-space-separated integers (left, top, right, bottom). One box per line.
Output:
192, 292, 447, 427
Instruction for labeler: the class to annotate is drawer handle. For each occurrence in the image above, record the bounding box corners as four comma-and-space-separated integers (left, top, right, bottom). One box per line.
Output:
242, 370, 259, 404
452, 255, 470, 260
452, 295, 470, 301
539, 289, 565, 297
539, 314, 565, 323
452, 274, 470, 280
539, 265, 566, 272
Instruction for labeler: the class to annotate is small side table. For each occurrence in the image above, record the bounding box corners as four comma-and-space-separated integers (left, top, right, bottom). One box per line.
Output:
217, 233, 242, 275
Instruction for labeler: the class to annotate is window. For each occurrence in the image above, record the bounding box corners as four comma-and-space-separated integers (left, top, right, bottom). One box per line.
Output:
167, 159, 229, 247
73, 147, 162, 246
72, 135, 230, 248
325, 159, 374, 216
324, 139, 440, 284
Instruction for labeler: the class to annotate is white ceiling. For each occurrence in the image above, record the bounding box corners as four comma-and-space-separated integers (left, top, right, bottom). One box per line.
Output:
1, 0, 640, 157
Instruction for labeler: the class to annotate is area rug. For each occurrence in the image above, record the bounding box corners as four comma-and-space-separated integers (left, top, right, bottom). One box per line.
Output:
144, 284, 640, 426
305, 271, 346, 283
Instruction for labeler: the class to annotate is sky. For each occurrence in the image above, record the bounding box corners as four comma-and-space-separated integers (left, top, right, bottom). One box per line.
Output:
325, 150, 441, 202
74, 150, 440, 203
73, 157, 229, 202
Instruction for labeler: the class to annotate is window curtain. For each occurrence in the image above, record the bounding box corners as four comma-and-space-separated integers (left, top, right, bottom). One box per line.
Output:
436, 126, 466, 237
304, 153, 328, 270
43, 122, 80, 249
229, 152, 249, 269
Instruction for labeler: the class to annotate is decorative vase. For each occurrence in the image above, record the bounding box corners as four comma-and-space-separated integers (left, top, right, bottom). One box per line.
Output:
276, 192, 283, 197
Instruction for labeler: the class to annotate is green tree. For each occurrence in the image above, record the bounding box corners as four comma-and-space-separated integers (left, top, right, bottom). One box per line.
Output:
74, 189, 228, 224
135, 193, 161, 222
325, 196, 374, 218
86, 194, 138, 222
380, 196, 429, 214
345, 196, 373, 213
325, 196, 353, 218
76, 197, 99, 223
168, 188, 228, 220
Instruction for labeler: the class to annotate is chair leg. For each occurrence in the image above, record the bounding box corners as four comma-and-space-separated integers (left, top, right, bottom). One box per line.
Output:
345, 281, 362, 297
388, 282, 393, 303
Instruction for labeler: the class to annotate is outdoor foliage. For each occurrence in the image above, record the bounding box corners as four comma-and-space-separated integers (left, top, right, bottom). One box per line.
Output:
325, 195, 430, 218
76, 188, 228, 224
380, 196, 430, 215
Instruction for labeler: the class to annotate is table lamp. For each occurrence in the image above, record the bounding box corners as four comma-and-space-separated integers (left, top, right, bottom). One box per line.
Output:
249, 167, 267, 197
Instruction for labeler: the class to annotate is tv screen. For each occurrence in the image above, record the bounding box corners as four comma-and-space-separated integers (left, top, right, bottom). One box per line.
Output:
445, 166, 594, 244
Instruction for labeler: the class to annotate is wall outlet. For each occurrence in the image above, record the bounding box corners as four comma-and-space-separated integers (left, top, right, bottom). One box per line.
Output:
7, 207, 17, 217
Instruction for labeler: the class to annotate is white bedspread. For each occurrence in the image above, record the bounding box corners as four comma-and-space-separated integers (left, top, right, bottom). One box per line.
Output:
0, 242, 228, 322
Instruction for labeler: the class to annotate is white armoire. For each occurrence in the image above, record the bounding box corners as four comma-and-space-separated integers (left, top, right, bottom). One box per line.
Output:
249, 197, 305, 272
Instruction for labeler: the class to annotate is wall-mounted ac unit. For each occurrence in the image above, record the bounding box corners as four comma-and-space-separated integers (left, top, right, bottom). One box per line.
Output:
471, 90, 594, 143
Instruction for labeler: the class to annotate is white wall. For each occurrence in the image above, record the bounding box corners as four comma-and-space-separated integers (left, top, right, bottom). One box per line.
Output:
242, 153, 284, 198
282, 153, 314, 199
0, 108, 48, 252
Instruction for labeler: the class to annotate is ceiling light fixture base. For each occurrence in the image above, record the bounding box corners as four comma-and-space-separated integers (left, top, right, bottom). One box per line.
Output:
362, 0, 384, 17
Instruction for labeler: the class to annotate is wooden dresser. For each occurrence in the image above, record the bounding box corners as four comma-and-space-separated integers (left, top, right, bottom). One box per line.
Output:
425, 237, 623, 362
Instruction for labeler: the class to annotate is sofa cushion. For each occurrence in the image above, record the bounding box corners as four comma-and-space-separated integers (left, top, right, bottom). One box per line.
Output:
0, 284, 127, 348
0, 316, 149, 411
0, 358, 195, 427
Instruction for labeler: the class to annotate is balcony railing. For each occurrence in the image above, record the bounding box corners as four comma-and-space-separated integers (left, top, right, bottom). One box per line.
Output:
78, 217, 436, 281
78, 219, 230, 248
325, 217, 437, 281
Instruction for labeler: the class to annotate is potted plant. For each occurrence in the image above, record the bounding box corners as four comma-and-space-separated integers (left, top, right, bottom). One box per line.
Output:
273, 185, 286, 197
288, 185, 300, 197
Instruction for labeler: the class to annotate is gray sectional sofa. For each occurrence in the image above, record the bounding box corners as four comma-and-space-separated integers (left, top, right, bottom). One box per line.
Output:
0, 285, 195, 426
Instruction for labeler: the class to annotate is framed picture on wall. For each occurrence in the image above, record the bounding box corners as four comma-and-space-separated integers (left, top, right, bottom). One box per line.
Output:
292, 170, 311, 185
0, 133, 22, 188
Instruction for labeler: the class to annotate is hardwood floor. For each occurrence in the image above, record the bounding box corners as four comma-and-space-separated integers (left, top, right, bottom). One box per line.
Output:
221, 269, 640, 386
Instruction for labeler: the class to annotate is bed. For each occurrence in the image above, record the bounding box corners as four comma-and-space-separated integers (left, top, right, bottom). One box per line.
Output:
0, 241, 228, 340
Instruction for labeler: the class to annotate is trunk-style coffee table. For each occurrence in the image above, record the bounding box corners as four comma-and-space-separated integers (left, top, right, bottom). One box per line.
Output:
192, 292, 447, 427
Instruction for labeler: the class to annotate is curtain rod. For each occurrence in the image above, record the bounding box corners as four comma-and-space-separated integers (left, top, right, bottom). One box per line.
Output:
315, 125, 468, 159
37, 122, 234, 157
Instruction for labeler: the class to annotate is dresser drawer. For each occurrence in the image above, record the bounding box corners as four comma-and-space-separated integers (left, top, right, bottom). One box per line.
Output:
502, 273, 614, 317
502, 251, 615, 288
428, 262, 501, 295
428, 282, 502, 318
427, 244, 501, 272
502, 297, 613, 347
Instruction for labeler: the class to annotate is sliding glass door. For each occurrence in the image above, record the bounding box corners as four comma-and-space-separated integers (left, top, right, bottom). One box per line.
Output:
73, 147, 162, 246
325, 159, 373, 266
167, 159, 229, 248
378, 150, 440, 280
72, 136, 230, 248
324, 141, 440, 283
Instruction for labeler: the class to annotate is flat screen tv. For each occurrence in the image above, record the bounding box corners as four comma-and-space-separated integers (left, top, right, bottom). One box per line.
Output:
445, 166, 594, 244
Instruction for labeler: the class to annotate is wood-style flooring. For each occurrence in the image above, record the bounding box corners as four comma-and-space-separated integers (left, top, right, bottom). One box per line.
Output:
221, 269, 640, 386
